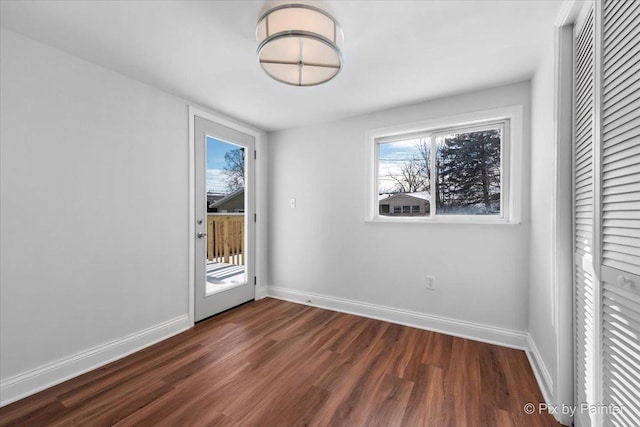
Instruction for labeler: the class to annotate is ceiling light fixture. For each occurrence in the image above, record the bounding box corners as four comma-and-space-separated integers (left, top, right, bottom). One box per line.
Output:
256, 4, 344, 86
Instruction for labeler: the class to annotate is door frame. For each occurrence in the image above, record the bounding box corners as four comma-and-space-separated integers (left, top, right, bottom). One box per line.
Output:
188, 106, 262, 325
546, 2, 592, 426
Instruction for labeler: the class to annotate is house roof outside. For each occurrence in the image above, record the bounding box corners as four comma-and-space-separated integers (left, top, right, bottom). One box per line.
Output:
379, 191, 431, 203
210, 188, 244, 209
207, 192, 226, 209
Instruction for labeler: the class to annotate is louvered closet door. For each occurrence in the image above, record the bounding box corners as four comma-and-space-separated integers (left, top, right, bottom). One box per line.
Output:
574, 5, 597, 427
600, 0, 640, 425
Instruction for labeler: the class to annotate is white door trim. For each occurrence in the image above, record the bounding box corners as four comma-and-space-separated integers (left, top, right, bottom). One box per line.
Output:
188, 106, 262, 326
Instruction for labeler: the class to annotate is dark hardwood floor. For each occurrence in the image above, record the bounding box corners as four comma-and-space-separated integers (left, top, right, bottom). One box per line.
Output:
0, 298, 558, 426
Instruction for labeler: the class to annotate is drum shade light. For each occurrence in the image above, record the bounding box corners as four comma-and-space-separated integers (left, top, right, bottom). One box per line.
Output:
256, 4, 344, 86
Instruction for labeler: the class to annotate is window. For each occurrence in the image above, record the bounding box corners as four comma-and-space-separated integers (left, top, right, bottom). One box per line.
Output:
370, 114, 516, 223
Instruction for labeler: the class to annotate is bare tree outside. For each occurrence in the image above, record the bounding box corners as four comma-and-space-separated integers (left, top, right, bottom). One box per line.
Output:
386, 157, 427, 193
223, 148, 245, 192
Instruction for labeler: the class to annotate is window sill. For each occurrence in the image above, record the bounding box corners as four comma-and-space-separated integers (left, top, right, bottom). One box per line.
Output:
364, 216, 520, 225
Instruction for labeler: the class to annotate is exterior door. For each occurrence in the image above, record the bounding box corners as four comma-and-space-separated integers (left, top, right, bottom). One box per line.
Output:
194, 116, 255, 322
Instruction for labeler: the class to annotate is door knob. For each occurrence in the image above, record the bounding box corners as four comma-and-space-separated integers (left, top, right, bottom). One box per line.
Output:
617, 275, 635, 290
197, 232, 207, 239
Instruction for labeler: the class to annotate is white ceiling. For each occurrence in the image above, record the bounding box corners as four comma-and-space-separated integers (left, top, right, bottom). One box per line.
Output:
0, 0, 563, 132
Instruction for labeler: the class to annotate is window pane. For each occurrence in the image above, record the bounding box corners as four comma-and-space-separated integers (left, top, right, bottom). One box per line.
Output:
435, 129, 501, 215
378, 137, 431, 217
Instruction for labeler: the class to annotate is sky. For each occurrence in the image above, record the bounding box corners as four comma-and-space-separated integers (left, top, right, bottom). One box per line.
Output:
207, 136, 242, 194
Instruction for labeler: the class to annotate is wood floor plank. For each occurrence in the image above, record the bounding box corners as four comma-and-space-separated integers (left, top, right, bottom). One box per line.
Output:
0, 396, 67, 427
50, 378, 173, 427
379, 323, 412, 378
0, 298, 559, 427
422, 332, 453, 370
478, 344, 512, 412
393, 328, 430, 381
364, 374, 414, 427
233, 350, 337, 426
114, 356, 250, 427
400, 363, 446, 427
58, 343, 208, 408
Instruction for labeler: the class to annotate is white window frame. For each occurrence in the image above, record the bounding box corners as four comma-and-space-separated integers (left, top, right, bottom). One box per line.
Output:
366, 105, 523, 224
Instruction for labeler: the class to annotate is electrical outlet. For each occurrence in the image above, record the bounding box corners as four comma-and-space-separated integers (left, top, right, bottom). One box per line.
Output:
426, 275, 436, 290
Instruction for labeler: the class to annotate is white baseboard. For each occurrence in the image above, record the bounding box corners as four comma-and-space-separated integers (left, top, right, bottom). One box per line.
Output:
0, 314, 191, 407
267, 286, 528, 350
525, 334, 554, 407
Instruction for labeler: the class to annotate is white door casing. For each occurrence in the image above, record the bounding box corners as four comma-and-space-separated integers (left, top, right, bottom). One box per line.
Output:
193, 115, 256, 322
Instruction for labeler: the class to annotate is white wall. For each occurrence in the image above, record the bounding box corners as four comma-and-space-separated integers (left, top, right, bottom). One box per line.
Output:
268, 82, 532, 338
0, 28, 268, 404
529, 31, 557, 398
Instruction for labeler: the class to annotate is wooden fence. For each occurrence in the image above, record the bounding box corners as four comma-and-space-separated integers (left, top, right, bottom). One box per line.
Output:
207, 214, 244, 265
